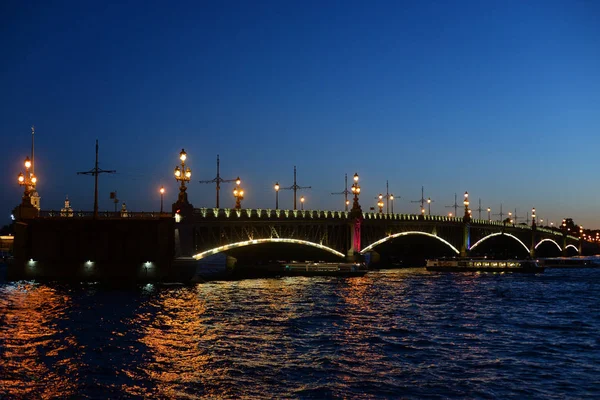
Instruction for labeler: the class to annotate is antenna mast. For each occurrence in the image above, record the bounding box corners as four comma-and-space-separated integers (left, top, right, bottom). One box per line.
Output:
493, 204, 505, 221
445, 193, 460, 217
77, 140, 116, 219
282, 166, 311, 210
331, 173, 351, 211
411, 186, 426, 213
199, 154, 237, 208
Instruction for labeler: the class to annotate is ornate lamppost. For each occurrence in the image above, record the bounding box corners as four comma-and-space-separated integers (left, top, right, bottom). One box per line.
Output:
274, 182, 280, 209
348, 172, 363, 261
174, 149, 191, 204
389, 194, 394, 214
17, 156, 37, 202
233, 177, 244, 209
350, 173, 362, 215
377, 194, 384, 214
300, 195, 305, 210
463, 191, 470, 223
531, 207, 536, 228
427, 197, 432, 215
159, 186, 165, 213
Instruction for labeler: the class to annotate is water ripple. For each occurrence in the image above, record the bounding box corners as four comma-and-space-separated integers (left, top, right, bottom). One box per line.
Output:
1, 269, 599, 398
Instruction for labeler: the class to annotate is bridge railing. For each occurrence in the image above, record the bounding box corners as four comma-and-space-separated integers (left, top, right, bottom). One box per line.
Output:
38, 210, 171, 219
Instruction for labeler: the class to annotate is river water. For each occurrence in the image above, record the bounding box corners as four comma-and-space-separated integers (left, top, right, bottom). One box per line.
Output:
1, 267, 599, 399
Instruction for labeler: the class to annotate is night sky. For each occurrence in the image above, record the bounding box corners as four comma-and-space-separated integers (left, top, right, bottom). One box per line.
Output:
1, 1, 599, 227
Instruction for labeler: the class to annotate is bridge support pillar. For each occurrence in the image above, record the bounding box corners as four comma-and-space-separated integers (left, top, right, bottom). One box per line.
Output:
460, 223, 470, 257
530, 226, 537, 258
173, 200, 195, 257
346, 217, 362, 262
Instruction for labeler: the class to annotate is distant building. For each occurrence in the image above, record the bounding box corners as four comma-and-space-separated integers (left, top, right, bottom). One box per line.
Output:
0, 235, 14, 252
30, 189, 41, 210
60, 196, 73, 217
120, 202, 128, 218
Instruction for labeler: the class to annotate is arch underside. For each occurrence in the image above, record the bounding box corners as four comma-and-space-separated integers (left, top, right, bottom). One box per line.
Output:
470, 232, 529, 253
471, 233, 579, 254
360, 231, 460, 254
192, 238, 345, 260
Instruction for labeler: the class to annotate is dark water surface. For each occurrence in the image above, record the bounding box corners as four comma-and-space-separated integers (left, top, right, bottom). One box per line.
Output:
1, 268, 599, 399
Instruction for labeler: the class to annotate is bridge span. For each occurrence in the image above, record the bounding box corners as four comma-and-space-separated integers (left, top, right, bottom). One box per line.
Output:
184, 207, 581, 264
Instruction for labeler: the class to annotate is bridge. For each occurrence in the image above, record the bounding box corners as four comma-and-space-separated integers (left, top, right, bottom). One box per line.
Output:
179, 207, 582, 265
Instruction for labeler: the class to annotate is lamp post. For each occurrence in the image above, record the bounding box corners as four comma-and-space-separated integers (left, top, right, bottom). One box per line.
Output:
427, 197, 432, 215
532, 207, 536, 228
159, 186, 165, 213
487, 207, 491, 222
17, 156, 37, 204
390, 194, 394, 214
174, 149, 191, 204
463, 191, 470, 222
274, 182, 280, 210
300, 195, 305, 210
376, 194, 384, 214
233, 177, 244, 209
350, 172, 362, 215
508, 211, 513, 225
377, 194, 384, 214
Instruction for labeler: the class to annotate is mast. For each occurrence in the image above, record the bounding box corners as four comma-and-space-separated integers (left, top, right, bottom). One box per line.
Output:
31, 125, 35, 175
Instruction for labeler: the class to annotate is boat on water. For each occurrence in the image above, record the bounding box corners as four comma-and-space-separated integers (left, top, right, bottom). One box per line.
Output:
281, 262, 368, 277
540, 256, 600, 268
426, 258, 544, 273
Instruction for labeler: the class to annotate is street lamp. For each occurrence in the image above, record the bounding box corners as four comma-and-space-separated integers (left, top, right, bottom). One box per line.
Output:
174, 149, 191, 203
300, 195, 305, 210
274, 182, 280, 210
377, 194, 384, 214
487, 207, 491, 222
463, 191, 470, 222
17, 156, 37, 204
532, 207, 536, 227
159, 186, 165, 213
427, 197, 432, 215
389, 194, 394, 214
350, 172, 362, 215
233, 177, 244, 209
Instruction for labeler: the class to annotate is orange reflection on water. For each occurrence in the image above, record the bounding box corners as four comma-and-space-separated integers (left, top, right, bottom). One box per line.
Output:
0, 283, 78, 398
126, 286, 216, 398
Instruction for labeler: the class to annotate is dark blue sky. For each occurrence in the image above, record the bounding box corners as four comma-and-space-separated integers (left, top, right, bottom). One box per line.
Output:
1, 1, 599, 227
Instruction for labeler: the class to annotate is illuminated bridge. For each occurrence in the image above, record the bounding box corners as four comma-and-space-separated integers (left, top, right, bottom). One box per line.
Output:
183, 208, 582, 265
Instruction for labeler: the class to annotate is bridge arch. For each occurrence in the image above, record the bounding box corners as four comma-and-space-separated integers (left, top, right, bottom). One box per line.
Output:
565, 244, 579, 254
192, 238, 345, 260
469, 232, 529, 253
535, 238, 562, 251
360, 231, 460, 255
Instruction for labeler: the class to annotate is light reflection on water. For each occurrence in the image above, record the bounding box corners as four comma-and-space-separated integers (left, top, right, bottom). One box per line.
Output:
1, 268, 599, 399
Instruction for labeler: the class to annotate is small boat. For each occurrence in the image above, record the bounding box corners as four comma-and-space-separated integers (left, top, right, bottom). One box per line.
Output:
426, 258, 544, 273
540, 256, 600, 268
281, 262, 368, 277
